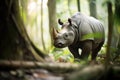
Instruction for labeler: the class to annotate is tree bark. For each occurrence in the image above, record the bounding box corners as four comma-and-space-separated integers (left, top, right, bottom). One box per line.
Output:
106, 1, 114, 65
0, 0, 46, 61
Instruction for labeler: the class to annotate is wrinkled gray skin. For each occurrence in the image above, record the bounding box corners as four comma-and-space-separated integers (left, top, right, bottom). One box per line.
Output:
53, 12, 105, 61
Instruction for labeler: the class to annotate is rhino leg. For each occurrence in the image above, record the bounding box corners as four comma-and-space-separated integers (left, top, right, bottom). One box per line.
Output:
68, 47, 80, 59
80, 40, 93, 60
92, 41, 104, 60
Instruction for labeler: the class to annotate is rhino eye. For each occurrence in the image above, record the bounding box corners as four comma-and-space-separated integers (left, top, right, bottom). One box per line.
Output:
64, 33, 69, 40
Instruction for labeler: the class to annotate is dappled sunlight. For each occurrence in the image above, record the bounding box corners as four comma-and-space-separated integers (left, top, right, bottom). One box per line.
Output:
25, 0, 50, 52
28, 1, 37, 15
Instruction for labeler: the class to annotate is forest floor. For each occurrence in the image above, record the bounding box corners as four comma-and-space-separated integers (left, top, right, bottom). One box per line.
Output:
0, 54, 120, 80
0, 68, 64, 80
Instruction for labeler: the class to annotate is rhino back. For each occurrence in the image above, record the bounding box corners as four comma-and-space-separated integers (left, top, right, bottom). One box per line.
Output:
71, 12, 105, 43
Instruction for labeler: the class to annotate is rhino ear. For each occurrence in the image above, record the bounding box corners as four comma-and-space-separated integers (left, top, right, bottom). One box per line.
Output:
68, 18, 72, 25
58, 19, 63, 25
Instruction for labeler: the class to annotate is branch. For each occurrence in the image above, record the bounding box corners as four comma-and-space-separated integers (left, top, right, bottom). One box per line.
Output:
0, 60, 120, 80
0, 60, 81, 72
66, 65, 120, 80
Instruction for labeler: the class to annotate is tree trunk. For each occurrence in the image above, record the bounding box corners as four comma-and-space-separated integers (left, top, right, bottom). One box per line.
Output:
47, 0, 57, 46
0, 0, 46, 62
88, 0, 97, 18
68, 0, 72, 15
40, 0, 46, 52
106, 1, 114, 65
113, 0, 120, 61
77, 0, 81, 12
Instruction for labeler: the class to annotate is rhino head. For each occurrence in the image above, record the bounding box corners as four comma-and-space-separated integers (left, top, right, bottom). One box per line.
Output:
53, 18, 76, 48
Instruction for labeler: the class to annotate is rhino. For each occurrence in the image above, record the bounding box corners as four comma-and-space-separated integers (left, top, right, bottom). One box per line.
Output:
53, 12, 105, 61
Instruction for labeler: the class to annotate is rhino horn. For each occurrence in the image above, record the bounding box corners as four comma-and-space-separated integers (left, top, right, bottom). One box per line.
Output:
53, 27, 58, 39
58, 19, 63, 25
68, 18, 72, 25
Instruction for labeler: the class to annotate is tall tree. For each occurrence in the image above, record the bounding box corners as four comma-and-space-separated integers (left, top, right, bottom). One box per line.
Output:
68, 0, 72, 15
47, 0, 57, 46
88, 0, 97, 18
77, 0, 81, 12
40, 0, 46, 52
20, 0, 28, 25
0, 0, 46, 61
113, 0, 120, 60
106, 1, 114, 65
